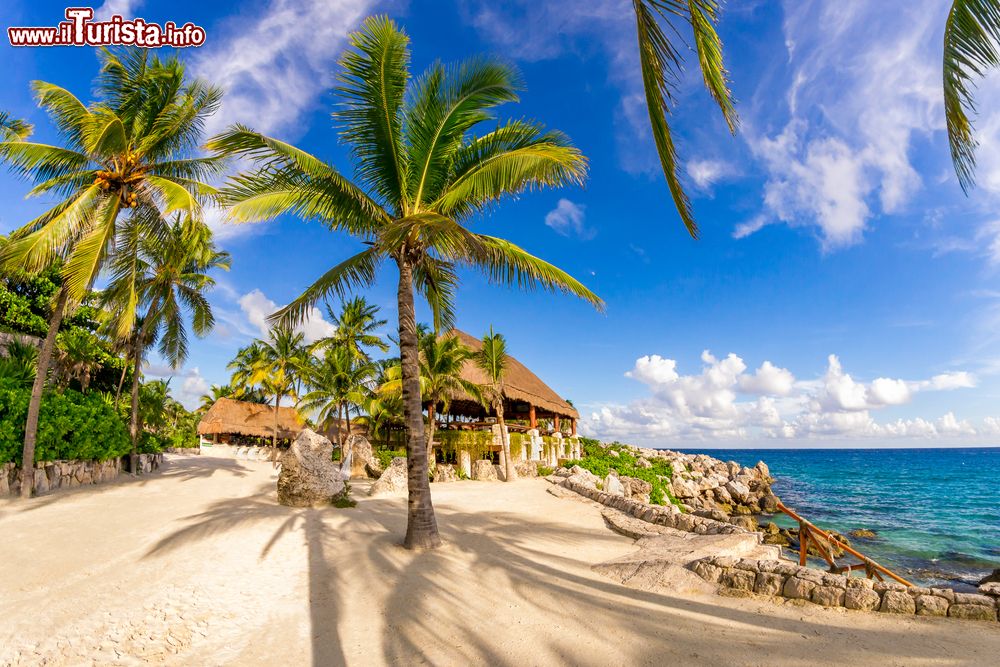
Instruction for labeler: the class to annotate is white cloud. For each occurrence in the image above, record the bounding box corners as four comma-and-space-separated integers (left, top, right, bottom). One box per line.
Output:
238, 288, 335, 343
588, 348, 986, 443
732, 215, 770, 240
95, 0, 143, 21
193, 0, 388, 138
687, 159, 737, 191
738, 0, 944, 249
141, 364, 208, 410
544, 199, 594, 239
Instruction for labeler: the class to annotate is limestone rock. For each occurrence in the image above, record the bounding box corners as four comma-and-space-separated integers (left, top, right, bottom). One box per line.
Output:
725, 480, 750, 503
978, 568, 1000, 585
848, 528, 878, 539
345, 434, 376, 479
720, 569, 755, 591
471, 459, 498, 482
277, 429, 346, 507
514, 461, 538, 478
433, 463, 459, 483
782, 577, 816, 600
879, 590, 916, 614
603, 474, 625, 496
915, 595, 949, 617
811, 585, 846, 607
845, 587, 881, 611
979, 582, 1000, 597
369, 457, 408, 496
948, 604, 997, 621
635, 457, 652, 469
754, 572, 785, 596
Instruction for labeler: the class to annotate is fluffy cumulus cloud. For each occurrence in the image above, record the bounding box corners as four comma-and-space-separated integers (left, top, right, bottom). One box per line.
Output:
687, 159, 737, 192
238, 288, 335, 343
737, 0, 945, 249
141, 364, 209, 410
544, 199, 594, 239
586, 350, 992, 444
95, 0, 143, 20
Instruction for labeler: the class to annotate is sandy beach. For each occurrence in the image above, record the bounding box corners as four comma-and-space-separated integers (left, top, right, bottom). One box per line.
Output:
0, 453, 997, 666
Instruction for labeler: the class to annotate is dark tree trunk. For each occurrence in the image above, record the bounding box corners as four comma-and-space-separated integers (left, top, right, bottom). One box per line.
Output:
426, 400, 437, 466
19, 287, 68, 499
272, 392, 281, 459
397, 257, 440, 550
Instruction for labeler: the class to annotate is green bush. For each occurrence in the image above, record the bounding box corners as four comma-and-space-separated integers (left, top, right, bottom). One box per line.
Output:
0, 378, 130, 463
563, 440, 683, 509
537, 465, 554, 476
376, 447, 406, 470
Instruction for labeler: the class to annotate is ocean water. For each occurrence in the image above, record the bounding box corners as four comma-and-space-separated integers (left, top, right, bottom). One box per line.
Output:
676, 447, 1000, 591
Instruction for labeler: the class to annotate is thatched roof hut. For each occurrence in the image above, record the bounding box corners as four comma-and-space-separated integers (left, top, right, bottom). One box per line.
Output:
197, 397, 304, 442
446, 329, 579, 433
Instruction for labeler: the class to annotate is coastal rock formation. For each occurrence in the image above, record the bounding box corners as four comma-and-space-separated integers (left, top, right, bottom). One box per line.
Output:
369, 457, 408, 496
514, 461, 539, 478
433, 463, 459, 483
471, 459, 499, 481
345, 434, 376, 479
277, 429, 346, 507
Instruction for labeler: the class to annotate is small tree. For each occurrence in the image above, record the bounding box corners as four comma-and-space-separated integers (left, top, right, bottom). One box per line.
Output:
475, 327, 516, 482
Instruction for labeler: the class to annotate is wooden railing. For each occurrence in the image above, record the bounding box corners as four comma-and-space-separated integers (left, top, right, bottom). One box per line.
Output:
776, 501, 914, 587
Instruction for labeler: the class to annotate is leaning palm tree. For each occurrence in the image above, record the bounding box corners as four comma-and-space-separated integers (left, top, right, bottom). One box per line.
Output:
209, 16, 602, 549
474, 327, 516, 482
0, 112, 32, 142
102, 215, 229, 468
629, 1, 738, 238
0, 49, 222, 497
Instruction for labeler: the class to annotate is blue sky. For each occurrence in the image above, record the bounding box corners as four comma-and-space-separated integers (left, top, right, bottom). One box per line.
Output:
3, 0, 1000, 448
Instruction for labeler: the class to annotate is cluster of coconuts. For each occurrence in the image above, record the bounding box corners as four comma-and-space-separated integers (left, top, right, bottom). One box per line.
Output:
94, 166, 140, 208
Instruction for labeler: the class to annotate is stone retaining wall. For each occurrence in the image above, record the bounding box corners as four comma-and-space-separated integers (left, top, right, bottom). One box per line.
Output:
690, 555, 1000, 622
554, 470, 999, 624
0, 454, 163, 496
164, 447, 201, 455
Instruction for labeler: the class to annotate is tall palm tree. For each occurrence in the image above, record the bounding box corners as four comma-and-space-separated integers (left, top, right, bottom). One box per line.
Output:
474, 327, 515, 482
210, 16, 602, 550
0, 111, 32, 142
943, 1, 1000, 191
102, 216, 229, 468
630, 1, 738, 238
299, 345, 377, 447
316, 295, 389, 361
0, 49, 222, 497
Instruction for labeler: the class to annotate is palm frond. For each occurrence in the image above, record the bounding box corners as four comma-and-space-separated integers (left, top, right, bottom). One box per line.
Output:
687, 1, 738, 133
334, 15, 411, 211
270, 248, 382, 330
943, 0, 1000, 192
30, 81, 91, 149
0, 112, 32, 141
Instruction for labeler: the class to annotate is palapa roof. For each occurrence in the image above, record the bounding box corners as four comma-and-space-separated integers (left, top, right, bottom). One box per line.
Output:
449, 329, 579, 419
197, 397, 304, 439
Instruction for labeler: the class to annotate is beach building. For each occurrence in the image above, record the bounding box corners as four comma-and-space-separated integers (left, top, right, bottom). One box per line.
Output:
197, 397, 305, 447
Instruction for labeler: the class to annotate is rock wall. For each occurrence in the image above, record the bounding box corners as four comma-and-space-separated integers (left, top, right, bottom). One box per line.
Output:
164, 447, 201, 455
691, 555, 1000, 622
0, 454, 163, 497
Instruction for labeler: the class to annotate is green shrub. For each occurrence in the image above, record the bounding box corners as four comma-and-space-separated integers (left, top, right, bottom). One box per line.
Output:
563, 440, 683, 509
537, 465, 554, 476
376, 447, 406, 470
0, 378, 130, 463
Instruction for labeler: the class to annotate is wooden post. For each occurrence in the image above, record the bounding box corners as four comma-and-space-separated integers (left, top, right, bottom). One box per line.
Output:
570, 418, 577, 436
529, 404, 537, 430
554, 415, 561, 433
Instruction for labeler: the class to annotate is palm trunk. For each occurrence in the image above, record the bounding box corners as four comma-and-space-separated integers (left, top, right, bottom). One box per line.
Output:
397, 257, 440, 550
19, 287, 68, 499
426, 401, 437, 467
497, 403, 516, 482
272, 392, 281, 458
115, 361, 128, 403
128, 339, 143, 474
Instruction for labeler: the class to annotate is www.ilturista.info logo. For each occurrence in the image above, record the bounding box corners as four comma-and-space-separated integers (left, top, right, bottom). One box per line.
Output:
8, 8, 206, 48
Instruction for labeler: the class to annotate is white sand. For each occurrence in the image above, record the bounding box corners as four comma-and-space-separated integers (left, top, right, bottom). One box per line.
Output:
0, 453, 997, 666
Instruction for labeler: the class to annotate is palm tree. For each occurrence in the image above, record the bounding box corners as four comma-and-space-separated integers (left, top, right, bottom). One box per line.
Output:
198, 383, 236, 413
102, 216, 229, 468
210, 16, 602, 550
474, 327, 516, 482
0, 339, 39, 388
0, 49, 222, 497
629, 1, 737, 238
229, 327, 308, 452
315, 295, 389, 361
0, 112, 32, 141
299, 345, 377, 447
55, 327, 102, 391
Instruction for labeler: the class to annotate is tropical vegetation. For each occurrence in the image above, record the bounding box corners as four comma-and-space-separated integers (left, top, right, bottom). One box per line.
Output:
208, 16, 603, 549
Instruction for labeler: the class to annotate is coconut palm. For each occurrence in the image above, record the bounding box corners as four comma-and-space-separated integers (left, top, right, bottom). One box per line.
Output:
209, 16, 602, 549
299, 345, 377, 447
474, 327, 516, 482
314, 295, 389, 361
54, 327, 103, 391
629, 1, 738, 238
0, 112, 32, 142
228, 327, 308, 452
102, 215, 229, 466
199, 383, 236, 413
0, 49, 222, 497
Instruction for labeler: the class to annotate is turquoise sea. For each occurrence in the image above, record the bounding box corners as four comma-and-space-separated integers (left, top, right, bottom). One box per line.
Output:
678, 447, 1000, 591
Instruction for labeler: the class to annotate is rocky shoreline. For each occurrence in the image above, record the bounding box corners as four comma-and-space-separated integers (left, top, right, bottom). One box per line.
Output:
549, 442, 1000, 623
